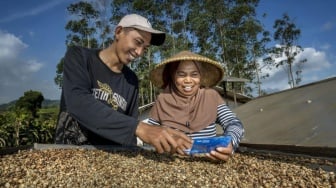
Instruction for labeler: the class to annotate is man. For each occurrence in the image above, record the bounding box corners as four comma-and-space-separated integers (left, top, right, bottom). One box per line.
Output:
55, 14, 192, 153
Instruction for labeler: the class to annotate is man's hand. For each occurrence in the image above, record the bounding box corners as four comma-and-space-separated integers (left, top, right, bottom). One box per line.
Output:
167, 128, 193, 155
136, 122, 192, 154
206, 143, 234, 162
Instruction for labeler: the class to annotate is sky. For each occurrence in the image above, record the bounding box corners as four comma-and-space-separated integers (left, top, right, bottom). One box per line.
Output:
0, 0, 335, 104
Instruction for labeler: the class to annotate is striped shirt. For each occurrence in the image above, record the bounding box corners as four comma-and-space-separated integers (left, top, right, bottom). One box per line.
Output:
146, 104, 244, 150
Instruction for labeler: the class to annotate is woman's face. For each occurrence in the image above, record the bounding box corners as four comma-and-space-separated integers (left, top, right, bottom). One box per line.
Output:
174, 60, 201, 97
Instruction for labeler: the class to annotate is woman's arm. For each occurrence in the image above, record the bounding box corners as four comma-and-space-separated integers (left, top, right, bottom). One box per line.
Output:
216, 104, 245, 151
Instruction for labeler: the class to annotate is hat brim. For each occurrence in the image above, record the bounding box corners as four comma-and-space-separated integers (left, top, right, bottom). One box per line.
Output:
130, 25, 165, 46
150, 51, 225, 88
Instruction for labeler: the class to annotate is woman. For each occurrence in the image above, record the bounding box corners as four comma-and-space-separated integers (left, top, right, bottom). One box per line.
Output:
147, 51, 244, 161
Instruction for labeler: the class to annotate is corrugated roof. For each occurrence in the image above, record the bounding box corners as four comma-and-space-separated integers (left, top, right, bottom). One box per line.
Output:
233, 77, 336, 147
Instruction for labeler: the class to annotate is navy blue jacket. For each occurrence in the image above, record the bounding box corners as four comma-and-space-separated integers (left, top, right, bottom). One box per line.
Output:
59, 46, 139, 145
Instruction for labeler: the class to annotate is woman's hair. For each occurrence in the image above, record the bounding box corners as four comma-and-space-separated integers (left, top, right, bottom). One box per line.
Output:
162, 61, 179, 89
161, 60, 202, 89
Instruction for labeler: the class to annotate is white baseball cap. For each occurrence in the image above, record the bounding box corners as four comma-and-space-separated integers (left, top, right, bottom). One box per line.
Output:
117, 14, 166, 46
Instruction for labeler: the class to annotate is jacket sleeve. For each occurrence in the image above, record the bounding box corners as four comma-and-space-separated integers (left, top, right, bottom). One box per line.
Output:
62, 46, 138, 145
216, 104, 245, 151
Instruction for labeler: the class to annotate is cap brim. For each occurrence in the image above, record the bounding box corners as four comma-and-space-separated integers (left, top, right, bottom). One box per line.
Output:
150, 33, 166, 46
131, 25, 166, 46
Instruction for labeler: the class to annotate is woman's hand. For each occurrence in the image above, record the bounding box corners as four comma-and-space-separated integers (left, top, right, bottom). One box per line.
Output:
206, 143, 234, 161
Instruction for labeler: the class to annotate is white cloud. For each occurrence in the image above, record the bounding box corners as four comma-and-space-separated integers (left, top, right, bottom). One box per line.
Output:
299, 48, 331, 72
258, 46, 334, 95
25, 60, 44, 73
0, 30, 46, 104
321, 21, 334, 31
0, 31, 28, 58
320, 43, 331, 50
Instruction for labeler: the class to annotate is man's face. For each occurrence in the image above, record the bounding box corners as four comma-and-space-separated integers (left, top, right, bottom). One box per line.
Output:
174, 60, 201, 97
116, 27, 151, 64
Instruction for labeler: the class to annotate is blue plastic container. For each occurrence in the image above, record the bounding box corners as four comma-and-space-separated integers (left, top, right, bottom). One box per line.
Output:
185, 136, 231, 155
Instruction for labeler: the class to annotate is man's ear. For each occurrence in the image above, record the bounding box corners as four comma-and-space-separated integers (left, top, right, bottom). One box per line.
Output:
114, 26, 123, 40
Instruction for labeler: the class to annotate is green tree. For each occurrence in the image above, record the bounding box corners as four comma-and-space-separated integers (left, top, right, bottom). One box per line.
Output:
65, 1, 99, 48
247, 12, 272, 96
55, 1, 104, 88
272, 13, 307, 88
0, 108, 32, 146
0, 92, 58, 147
15, 90, 44, 119
187, 0, 262, 95
253, 30, 272, 96
55, 0, 276, 104
54, 57, 64, 89
0, 108, 55, 147
93, 0, 113, 48
0, 111, 14, 147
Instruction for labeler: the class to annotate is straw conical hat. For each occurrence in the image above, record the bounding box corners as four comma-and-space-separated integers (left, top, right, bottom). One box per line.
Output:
150, 51, 225, 88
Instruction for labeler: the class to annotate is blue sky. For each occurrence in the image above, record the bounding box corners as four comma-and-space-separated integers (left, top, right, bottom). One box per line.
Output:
0, 0, 335, 104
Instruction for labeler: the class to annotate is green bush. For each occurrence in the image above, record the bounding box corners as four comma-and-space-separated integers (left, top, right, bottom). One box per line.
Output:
0, 106, 58, 148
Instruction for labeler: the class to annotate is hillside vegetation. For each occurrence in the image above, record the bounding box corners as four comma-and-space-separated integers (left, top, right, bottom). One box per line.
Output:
0, 91, 59, 147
